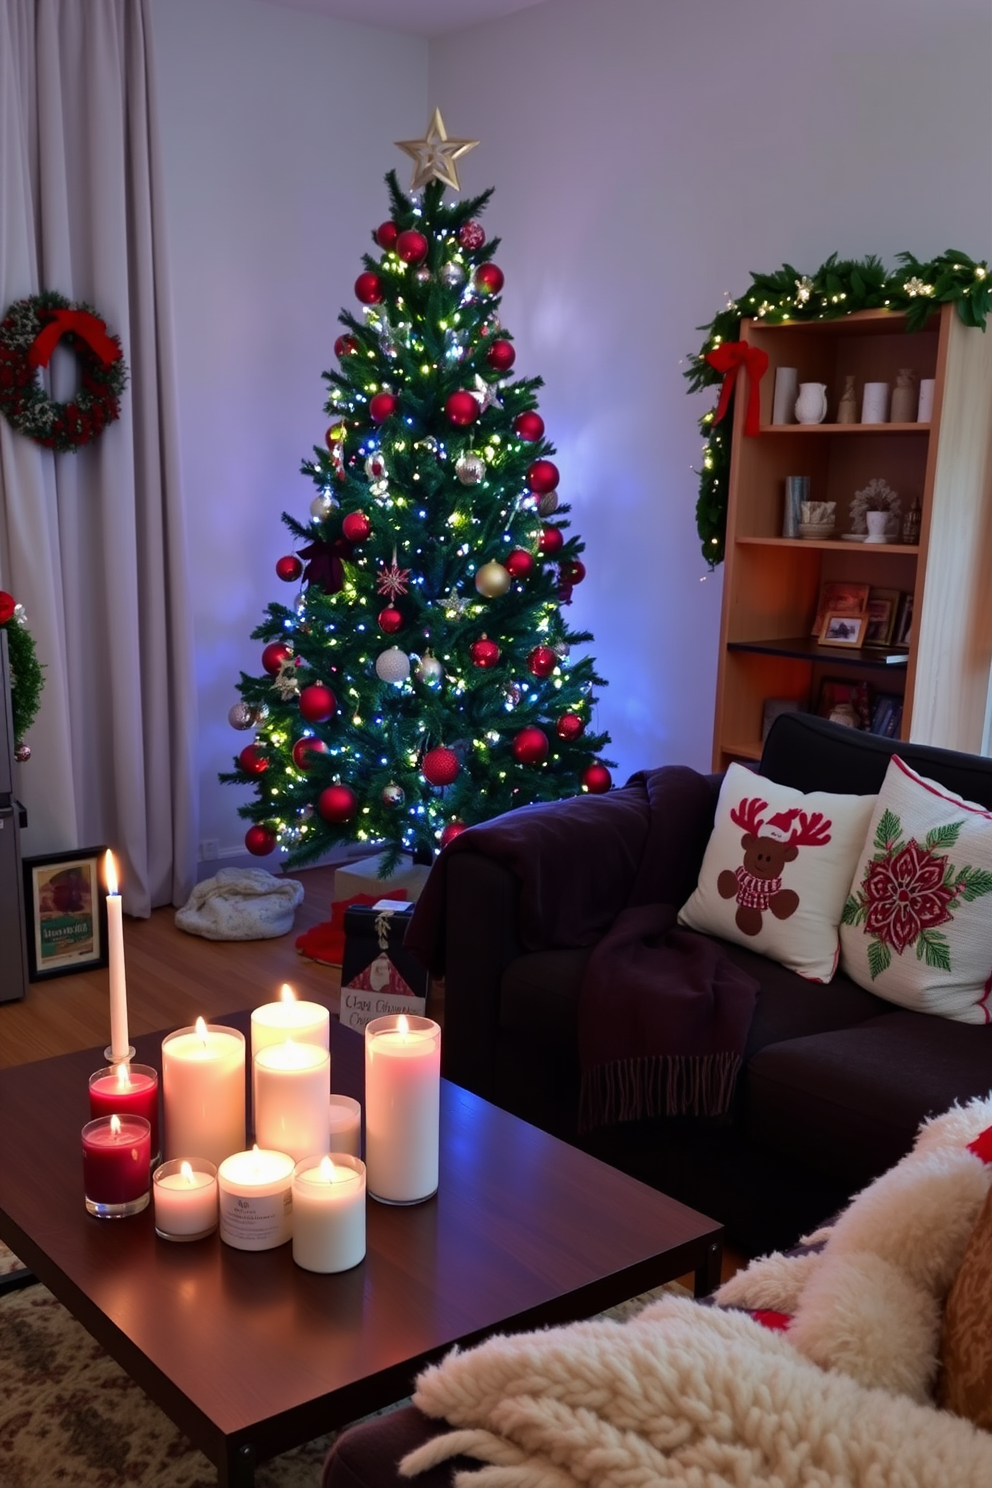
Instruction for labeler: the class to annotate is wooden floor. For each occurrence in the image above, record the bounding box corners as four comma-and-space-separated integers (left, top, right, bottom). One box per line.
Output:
0, 865, 349, 1070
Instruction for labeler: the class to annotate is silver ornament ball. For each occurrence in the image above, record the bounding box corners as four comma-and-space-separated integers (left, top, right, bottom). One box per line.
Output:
415, 654, 445, 686
228, 701, 255, 731
375, 646, 411, 685
538, 489, 559, 517
414, 267, 432, 285
13, 742, 31, 762
439, 261, 467, 290
456, 453, 486, 486
554, 641, 570, 658
382, 781, 405, 807
310, 492, 337, 521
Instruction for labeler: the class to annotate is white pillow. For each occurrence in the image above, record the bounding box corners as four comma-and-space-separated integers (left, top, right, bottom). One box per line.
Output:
839, 756, 992, 1022
679, 762, 876, 982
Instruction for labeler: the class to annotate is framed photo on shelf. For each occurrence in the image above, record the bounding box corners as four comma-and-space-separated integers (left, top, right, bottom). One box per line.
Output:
816, 678, 872, 729
864, 587, 902, 647
810, 580, 870, 637
819, 611, 868, 648
22, 847, 109, 982
894, 592, 915, 647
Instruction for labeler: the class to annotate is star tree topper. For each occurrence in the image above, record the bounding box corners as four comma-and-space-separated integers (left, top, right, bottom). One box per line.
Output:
396, 108, 479, 192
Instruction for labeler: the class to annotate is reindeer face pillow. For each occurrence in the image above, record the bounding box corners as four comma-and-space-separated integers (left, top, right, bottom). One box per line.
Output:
678, 763, 876, 981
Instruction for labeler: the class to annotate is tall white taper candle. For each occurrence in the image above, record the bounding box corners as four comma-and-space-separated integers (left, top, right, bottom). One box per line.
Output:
104, 850, 130, 1062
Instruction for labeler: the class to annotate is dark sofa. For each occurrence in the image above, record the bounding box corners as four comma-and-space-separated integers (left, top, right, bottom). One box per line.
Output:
407, 712, 992, 1257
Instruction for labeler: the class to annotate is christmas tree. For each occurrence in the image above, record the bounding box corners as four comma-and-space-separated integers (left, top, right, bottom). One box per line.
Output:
223, 113, 612, 871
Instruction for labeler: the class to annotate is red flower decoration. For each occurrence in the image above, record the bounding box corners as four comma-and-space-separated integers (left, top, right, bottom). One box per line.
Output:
0, 591, 15, 625
862, 838, 955, 954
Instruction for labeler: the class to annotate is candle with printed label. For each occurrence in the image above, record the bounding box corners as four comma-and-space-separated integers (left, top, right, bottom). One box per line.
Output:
292, 1154, 366, 1272
364, 1014, 441, 1204
217, 1146, 294, 1250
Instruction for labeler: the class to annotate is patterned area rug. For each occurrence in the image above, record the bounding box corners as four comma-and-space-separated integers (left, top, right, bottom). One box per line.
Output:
0, 1242, 682, 1486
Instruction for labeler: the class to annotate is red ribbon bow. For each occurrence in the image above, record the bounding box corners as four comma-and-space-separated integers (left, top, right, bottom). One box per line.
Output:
27, 307, 121, 371
704, 340, 769, 437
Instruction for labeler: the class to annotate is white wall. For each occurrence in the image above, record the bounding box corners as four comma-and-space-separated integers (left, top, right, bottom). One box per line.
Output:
429, 0, 992, 784
150, 0, 426, 861
154, 0, 992, 860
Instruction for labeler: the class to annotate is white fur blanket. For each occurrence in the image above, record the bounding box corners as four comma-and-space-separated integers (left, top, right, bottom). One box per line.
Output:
175, 868, 304, 940
401, 1095, 992, 1487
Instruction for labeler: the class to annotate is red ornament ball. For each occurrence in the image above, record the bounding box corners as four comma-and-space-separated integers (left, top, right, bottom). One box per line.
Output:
375, 221, 399, 250
513, 726, 550, 765
238, 743, 269, 776
245, 824, 277, 856
369, 391, 398, 423
504, 548, 535, 579
299, 683, 337, 723
334, 333, 359, 358
261, 641, 292, 675
538, 526, 564, 556
527, 645, 557, 678
445, 390, 479, 426
457, 221, 486, 251
275, 554, 303, 583
317, 784, 358, 823
378, 606, 403, 634
486, 339, 516, 372
513, 410, 545, 443
355, 271, 384, 304
422, 746, 460, 787
341, 511, 372, 543
474, 262, 504, 296
582, 762, 613, 794
560, 558, 586, 585
527, 459, 559, 495
556, 712, 585, 741
291, 736, 329, 770
470, 635, 501, 668
396, 229, 429, 264
440, 819, 468, 848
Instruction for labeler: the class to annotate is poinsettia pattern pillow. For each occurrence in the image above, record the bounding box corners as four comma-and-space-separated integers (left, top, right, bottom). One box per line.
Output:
678, 762, 876, 982
839, 756, 992, 1022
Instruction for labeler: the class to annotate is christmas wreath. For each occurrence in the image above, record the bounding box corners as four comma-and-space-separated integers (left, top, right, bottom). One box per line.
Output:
0, 591, 44, 751
0, 290, 128, 454
685, 250, 991, 566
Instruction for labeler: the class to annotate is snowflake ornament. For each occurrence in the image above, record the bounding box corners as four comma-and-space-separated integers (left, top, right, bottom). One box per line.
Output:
795, 276, 814, 305
903, 277, 934, 298
376, 553, 411, 600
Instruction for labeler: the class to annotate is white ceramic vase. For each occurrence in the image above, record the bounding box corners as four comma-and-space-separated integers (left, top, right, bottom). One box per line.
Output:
865, 510, 889, 544
794, 382, 828, 424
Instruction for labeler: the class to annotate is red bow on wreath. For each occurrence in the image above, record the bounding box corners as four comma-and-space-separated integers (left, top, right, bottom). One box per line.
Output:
704, 340, 769, 437
28, 307, 122, 371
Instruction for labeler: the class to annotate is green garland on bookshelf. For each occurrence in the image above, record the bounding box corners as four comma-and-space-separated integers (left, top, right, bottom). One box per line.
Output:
685, 251, 991, 567
0, 591, 44, 749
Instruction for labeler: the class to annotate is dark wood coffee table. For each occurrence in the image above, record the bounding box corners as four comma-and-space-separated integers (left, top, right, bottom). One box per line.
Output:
0, 1013, 722, 1487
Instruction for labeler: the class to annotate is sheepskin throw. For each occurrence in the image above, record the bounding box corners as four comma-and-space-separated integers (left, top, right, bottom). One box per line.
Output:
401, 1095, 992, 1487
175, 868, 304, 940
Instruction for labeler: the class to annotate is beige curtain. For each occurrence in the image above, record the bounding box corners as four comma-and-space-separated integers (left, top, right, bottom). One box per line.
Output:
0, 0, 196, 914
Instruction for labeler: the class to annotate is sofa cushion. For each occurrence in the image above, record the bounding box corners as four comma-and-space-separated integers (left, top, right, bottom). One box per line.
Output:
840, 756, 992, 1023
746, 1012, 992, 1188
679, 763, 875, 981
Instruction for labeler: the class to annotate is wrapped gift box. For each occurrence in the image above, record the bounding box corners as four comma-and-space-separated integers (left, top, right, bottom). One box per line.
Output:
339, 899, 429, 1032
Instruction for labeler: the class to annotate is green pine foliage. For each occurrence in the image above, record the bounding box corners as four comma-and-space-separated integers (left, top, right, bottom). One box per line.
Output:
223, 172, 611, 870
1, 613, 44, 746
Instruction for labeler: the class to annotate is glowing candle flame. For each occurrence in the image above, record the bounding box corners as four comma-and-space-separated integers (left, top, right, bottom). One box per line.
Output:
398, 1014, 410, 1039
320, 1155, 336, 1183
195, 1017, 208, 1044
179, 1161, 195, 1185
104, 849, 119, 896
279, 983, 296, 1004
110, 1114, 122, 1135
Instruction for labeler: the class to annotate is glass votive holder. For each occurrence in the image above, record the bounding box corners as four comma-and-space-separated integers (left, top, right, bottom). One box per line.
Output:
217, 1148, 294, 1251
292, 1154, 366, 1273
364, 1015, 441, 1205
328, 1094, 362, 1157
152, 1158, 219, 1242
82, 1114, 152, 1218
89, 1063, 160, 1165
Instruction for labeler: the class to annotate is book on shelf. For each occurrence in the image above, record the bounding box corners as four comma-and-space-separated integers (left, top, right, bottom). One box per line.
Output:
870, 692, 903, 736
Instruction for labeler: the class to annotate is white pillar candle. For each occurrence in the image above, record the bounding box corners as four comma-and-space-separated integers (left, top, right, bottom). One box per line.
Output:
292, 1154, 366, 1273
254, 1041, 330, 1162
218, 1146, 294, 1250
251, 984, 330, 1108
861, 381, 890, 424
162, 1020, 246, 1168
152, 1159, 218, 1241
103, 850, 130, 1061
364, 1014, 441, 1205
328, 1094, 362, 1157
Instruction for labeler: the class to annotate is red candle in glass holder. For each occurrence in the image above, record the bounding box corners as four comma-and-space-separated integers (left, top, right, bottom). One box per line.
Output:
81, 1115, 152, 1217
89, 1064, 160, 1161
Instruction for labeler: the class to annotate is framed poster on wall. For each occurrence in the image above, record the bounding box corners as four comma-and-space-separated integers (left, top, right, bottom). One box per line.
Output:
22, 847, 108, 981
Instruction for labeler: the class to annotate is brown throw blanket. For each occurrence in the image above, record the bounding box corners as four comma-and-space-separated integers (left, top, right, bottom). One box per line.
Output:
406, 765, 758, 1127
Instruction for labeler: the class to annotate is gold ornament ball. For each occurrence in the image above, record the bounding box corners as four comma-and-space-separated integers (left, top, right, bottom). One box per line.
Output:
475, 560, 511, 598
382, 781, 405, 807
310, 492, 338, 520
